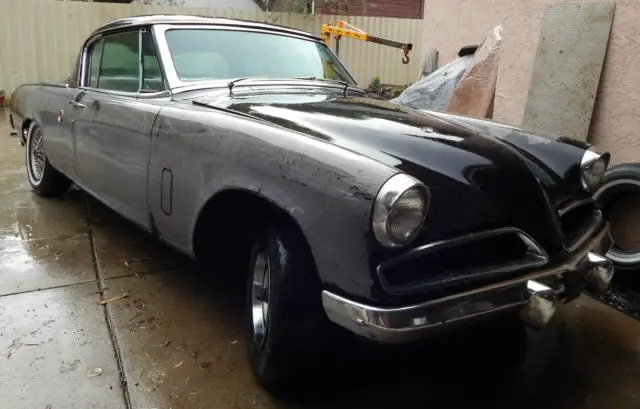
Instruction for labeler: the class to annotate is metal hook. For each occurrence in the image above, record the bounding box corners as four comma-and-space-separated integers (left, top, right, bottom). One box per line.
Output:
402, 49, 410, 64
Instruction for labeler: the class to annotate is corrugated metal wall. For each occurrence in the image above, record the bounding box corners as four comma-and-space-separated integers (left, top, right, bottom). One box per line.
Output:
315, 0, 424, 19
0, 0, 422, 96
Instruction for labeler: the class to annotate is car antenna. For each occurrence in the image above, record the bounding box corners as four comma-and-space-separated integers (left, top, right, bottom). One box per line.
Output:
343, 82, 349, 98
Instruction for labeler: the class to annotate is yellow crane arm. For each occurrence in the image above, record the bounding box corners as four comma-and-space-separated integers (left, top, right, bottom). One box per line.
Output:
320, 20, 413, 64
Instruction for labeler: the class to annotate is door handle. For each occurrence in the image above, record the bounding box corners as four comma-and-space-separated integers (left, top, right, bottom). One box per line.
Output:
68, 100, 86, 109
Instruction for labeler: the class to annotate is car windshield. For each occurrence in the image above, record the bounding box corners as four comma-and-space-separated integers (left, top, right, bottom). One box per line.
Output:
164, 28, 356, 85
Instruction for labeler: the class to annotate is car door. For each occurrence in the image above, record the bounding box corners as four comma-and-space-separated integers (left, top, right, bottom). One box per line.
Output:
37, 51, 85, 181
71, 29, 167, 229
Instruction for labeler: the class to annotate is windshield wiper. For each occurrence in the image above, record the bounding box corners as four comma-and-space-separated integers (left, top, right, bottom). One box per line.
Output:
293, 77, 352, 96
227, 77, 272, 95
227, 76, 354, 97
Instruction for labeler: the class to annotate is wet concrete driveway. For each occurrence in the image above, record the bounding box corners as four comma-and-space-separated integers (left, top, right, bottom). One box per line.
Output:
1, 110, 639, 409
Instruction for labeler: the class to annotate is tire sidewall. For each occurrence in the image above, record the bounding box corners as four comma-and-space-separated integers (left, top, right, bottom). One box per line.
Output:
594, 169, 640, 270
246, 238, 274, 378
245, 224, 325, 392
245, 230, 294, 386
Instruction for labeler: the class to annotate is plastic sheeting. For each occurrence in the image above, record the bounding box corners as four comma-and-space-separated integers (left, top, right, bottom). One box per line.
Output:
445, 26, 504, 119
389, 54, 474, 111
391, 25, 504, 117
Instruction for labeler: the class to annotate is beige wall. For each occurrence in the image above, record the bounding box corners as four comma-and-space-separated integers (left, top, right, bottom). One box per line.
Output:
422, 0, 640, 165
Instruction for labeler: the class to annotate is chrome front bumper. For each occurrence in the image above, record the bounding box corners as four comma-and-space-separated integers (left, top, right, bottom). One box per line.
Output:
322, 225, 614, 343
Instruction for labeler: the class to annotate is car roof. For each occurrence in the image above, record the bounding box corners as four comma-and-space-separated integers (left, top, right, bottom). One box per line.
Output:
90, 14, 321, 41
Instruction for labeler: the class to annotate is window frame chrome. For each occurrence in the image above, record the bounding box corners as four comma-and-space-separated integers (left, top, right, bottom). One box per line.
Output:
78, 27, 171, 99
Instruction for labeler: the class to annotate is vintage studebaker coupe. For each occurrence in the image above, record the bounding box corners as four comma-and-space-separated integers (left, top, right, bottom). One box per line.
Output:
10, 15, 615, 391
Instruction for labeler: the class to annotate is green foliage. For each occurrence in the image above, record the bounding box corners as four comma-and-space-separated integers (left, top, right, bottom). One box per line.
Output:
368, 76, 381, 92
390, 88, 402, 98
365, 76, 409, 100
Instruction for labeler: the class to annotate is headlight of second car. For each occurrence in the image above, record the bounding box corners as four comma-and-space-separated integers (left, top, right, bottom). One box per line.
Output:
580, 148, 609, 192
372, 174, 429, 248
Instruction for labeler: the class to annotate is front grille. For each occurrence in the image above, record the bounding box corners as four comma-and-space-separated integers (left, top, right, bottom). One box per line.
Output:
378, 228, 548, 295
558, 200, 602, 251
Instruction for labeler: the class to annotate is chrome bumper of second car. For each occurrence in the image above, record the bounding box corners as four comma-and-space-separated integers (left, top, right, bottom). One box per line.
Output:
322, 224, 614, 343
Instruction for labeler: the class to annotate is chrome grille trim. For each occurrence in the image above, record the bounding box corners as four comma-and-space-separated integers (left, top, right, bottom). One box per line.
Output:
557, 199, 604, 253
377, 227, 549, 295
558, 198, 593, 217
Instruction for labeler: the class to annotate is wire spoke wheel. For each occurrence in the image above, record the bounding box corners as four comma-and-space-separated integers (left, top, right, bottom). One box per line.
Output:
28, 126, 46, 184
251, 249, 271, 349
23, 123, 70, 197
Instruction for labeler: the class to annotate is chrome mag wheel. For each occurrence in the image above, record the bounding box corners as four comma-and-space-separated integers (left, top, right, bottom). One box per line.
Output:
251, 249, 271, 348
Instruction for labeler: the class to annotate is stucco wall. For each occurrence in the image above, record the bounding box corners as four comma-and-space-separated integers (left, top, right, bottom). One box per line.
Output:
422, 0, 640, 165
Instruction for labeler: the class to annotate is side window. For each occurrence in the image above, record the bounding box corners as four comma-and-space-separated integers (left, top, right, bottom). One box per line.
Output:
87, 39, 103, 88
141, 31, 165, 92
98, 31, 139, 93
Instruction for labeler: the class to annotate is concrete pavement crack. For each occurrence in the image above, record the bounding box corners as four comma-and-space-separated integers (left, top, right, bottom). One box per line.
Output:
0, 279, 99, 298
84, 195, 133, 409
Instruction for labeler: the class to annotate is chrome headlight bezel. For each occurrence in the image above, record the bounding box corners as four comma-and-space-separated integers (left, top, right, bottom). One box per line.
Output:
579, 148, 610, 193
372, 174, 429, 248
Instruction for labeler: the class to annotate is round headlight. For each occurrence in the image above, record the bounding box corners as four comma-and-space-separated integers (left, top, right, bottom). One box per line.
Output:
373, 174, 429, 248
580, 149, 609, 192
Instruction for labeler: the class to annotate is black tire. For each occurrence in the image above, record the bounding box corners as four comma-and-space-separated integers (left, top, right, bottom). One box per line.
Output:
468, 315, 559, 394
245, 220, 332, 395
594, 163, 640, 273
25, 123, 71, 197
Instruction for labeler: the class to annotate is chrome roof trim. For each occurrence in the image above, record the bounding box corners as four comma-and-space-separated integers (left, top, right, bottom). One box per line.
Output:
90, 14, 320, 42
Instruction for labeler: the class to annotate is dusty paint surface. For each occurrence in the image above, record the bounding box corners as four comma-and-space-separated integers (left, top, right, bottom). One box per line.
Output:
1, 110, 639, 408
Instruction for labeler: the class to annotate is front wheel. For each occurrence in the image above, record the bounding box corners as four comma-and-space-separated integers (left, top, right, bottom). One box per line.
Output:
461, 315, 559, 394
245, 222, 332, 395
25, 123, 70, 197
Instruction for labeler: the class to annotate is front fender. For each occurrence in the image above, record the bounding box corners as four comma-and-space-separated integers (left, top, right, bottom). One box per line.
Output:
149, 104, 398, 303
426, 111, 596, 206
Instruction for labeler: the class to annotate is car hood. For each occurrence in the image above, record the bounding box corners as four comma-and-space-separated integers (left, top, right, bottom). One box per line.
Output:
190, 91, 589, 251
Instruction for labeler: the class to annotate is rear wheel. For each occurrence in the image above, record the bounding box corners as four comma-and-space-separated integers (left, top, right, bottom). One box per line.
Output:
245, 221, 332, 395
25, 123, 70, 197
